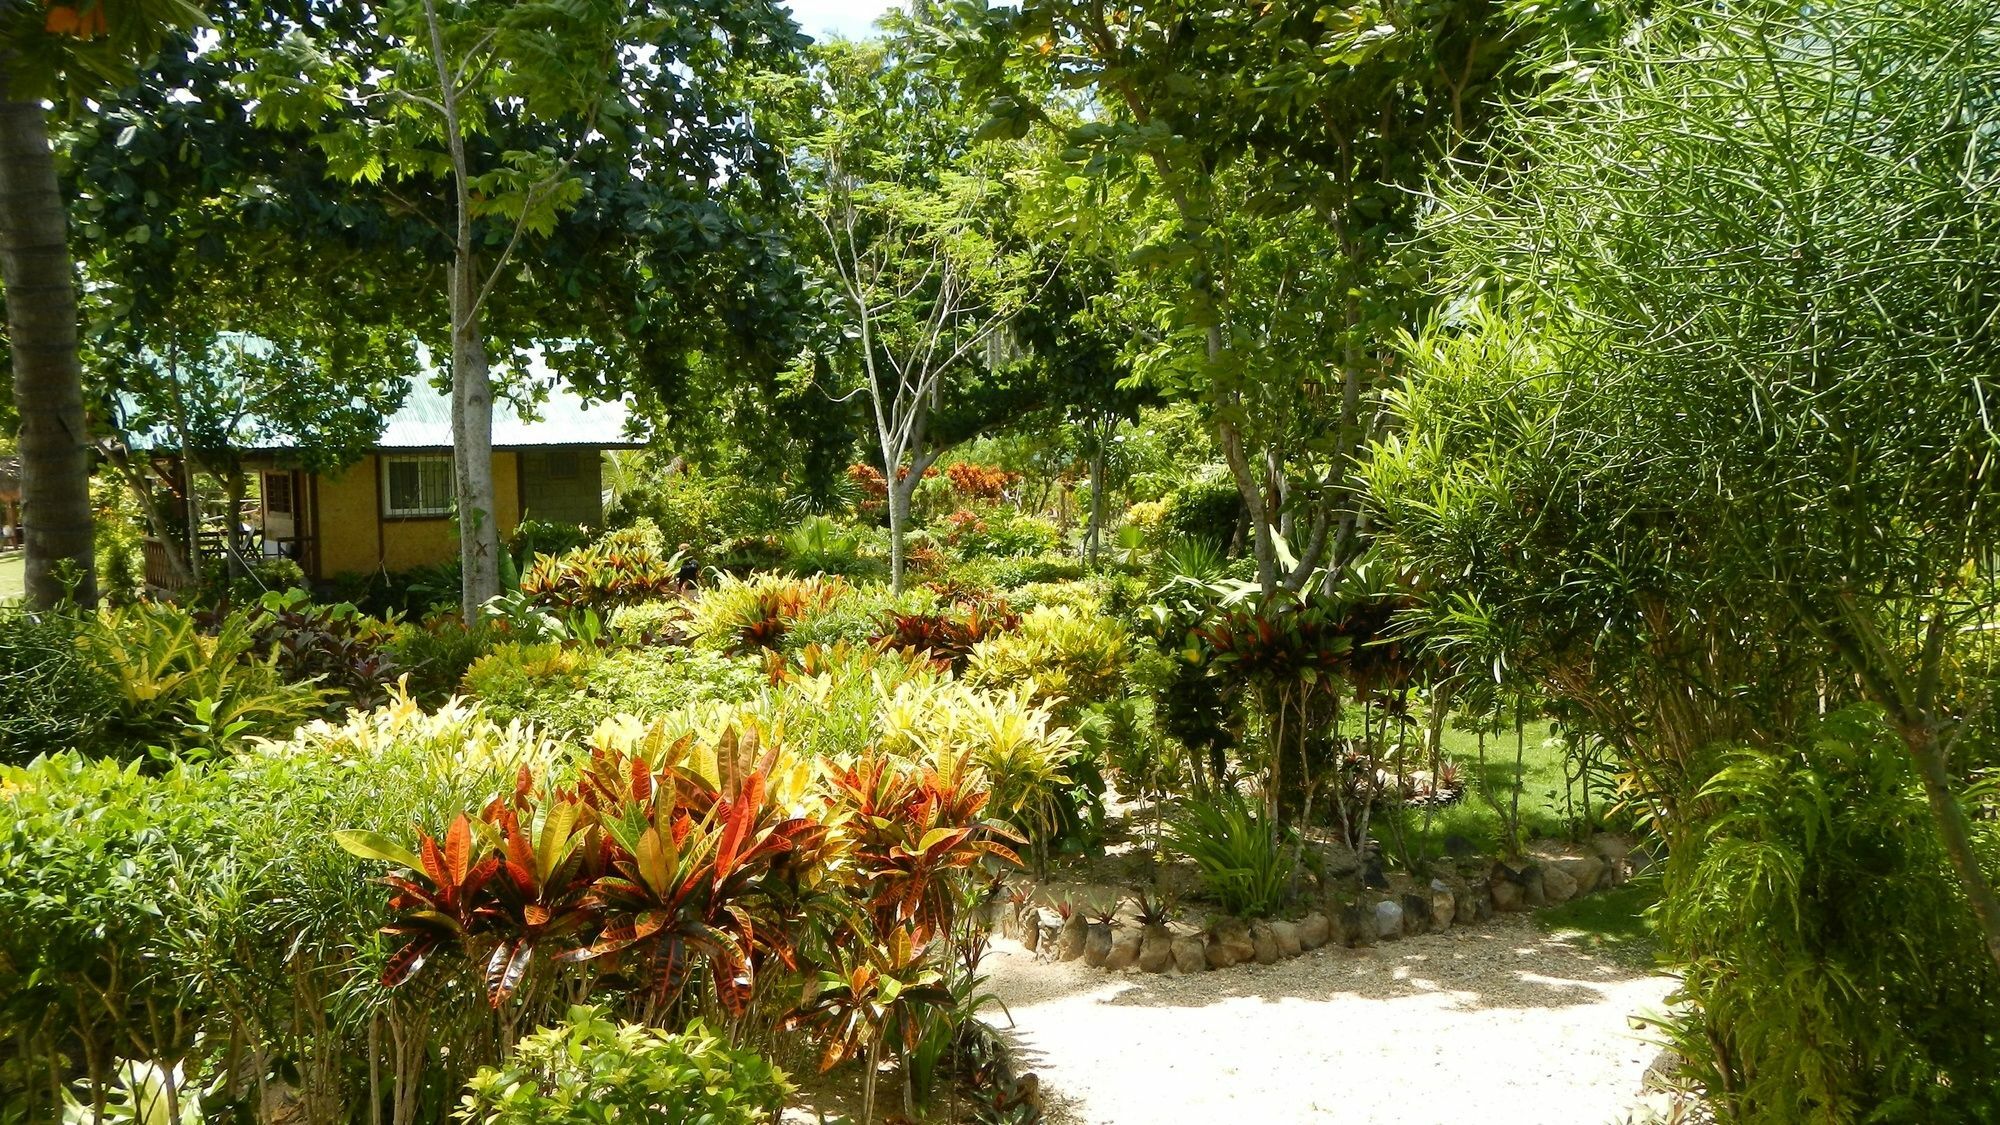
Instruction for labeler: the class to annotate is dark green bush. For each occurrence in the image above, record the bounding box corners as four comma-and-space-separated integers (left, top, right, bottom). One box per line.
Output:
987, 553, 1086, 588
509, 517, 592, 560
0, 608, 112, 761
1657, 709, 2000, 1120
0, 720, 521, 1121
327, 561, 464, 618
388, 616, 494, 703
1159, 473, 1242, 550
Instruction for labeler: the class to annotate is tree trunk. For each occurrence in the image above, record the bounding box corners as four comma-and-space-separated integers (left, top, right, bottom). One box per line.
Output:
1085, 440, 1105, 569
427, 0, 501, 623
223, 465, 249, 578
103, 446, 192, 587
0, 80, 95, 608
886, 467, 916, 594
1901, 720, 2000, 972
450, 262, 500, 620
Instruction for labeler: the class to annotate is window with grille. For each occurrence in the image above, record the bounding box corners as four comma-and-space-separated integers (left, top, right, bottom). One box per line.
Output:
382, 456, 453, 518
264, 473, 293, 515
545, 449, 580, 480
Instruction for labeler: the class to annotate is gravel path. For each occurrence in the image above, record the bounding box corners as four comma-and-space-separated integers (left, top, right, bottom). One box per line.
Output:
986, 915, 1676, 1125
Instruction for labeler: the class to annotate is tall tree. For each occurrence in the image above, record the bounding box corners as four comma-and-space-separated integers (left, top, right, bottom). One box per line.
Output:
66, 33, 424, 584
1372, 0, 2000, 969
791, 37, 1043, 591
250, 0, 804, 617
946, 0, 1610, 594
0, 0, 201, 607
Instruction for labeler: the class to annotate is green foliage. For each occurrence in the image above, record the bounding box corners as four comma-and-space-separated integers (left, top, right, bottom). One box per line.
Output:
78, 602, 324, 760
460, 1007, 791, 1125
966, 552, 1085, 589
244, 589, 401, 713
782, 513, 879, 578
0, 696, 532, 1120
1655, 710, 2000, 1119
518, 541, 680, 617
1158, 475, 1241, 551
388, 616, 495, 703
0, 607, 113, 761
609, 463, 790, 555
782, 583, 936, 652
966, 604, 1129, 721
459, 642, 590, 727
92, 477, 146, 608
1164, 794, 1295, 918
690, 573, 853, 654
872, 598, 1019, 672
189, 555, 309, 613
509, 518, 591, 561
947, 508, 1061, 559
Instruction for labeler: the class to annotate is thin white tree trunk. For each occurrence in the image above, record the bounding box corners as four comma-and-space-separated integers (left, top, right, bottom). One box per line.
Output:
427, 0, 501, 620
450, 260, 499, 616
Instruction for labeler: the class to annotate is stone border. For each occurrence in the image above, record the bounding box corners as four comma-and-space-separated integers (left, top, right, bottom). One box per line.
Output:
1014, 833, 1643, 974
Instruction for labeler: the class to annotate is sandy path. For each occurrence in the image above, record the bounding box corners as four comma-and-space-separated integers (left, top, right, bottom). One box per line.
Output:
986, 916, 1676, 1125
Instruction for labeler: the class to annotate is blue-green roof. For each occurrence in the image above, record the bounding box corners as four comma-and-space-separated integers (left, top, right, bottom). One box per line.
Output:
123, 373, 643, 453
376, 378, 641, 450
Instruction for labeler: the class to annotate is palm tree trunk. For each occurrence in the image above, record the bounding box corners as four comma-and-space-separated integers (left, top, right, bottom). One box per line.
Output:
0, 76, 95, 608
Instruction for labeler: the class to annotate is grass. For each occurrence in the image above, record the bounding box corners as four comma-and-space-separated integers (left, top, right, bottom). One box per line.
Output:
1535, 879, 1662, 967
0, 552, 21, 603
1361, 712, 1618, 865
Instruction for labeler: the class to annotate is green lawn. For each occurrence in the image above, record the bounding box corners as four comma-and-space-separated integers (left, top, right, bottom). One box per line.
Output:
0, 553, 21, 603
1365, 713, 1618, 864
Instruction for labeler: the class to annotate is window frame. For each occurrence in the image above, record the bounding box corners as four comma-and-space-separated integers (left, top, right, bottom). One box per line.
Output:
380, 454, 455, 520
263, 472, 293, 516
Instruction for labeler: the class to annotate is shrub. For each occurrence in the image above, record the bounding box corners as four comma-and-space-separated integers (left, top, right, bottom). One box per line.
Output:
190, 556, 310, 612
783, 583, 935, 652
986, 553, 1086, 588
518, 541, 679, 615
710, 533, 788, 574
943, 461, 1018, 500
0, 754, 225, 1115
1159, 471, 1241, 549
244, 590, 401, 712
460, 642, 590, 728
0, 607, 113, 760
872, 601, 1020, 672
1122, 498, 1169, 543
1005, 580, 1105, 616
460, 1007, 791, 1125
782, 514, 880, 578
608, 597, 694, 645
1655, 709, 2000, 1118
565, 648, 764, 735
873, 678, 1081, 846
508, 517, 591, 560
966, 605, 1130, 719
388, 615, 494, 703
690, 574, 851, 654
1165, 795, 1295, 917
952, 510, 1061, 559
80, 603, 325, 760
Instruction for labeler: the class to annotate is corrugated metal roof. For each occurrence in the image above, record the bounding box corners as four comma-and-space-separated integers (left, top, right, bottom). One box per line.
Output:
377, 377, 642, 450
123, 372, 644, 453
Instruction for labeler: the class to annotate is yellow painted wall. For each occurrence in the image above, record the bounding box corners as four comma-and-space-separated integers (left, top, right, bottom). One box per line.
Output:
312, 452, 524, 578
315, 459, 380, 576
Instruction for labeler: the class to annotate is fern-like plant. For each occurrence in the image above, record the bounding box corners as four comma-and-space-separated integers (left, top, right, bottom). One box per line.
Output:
1164, 794, 1295, 917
